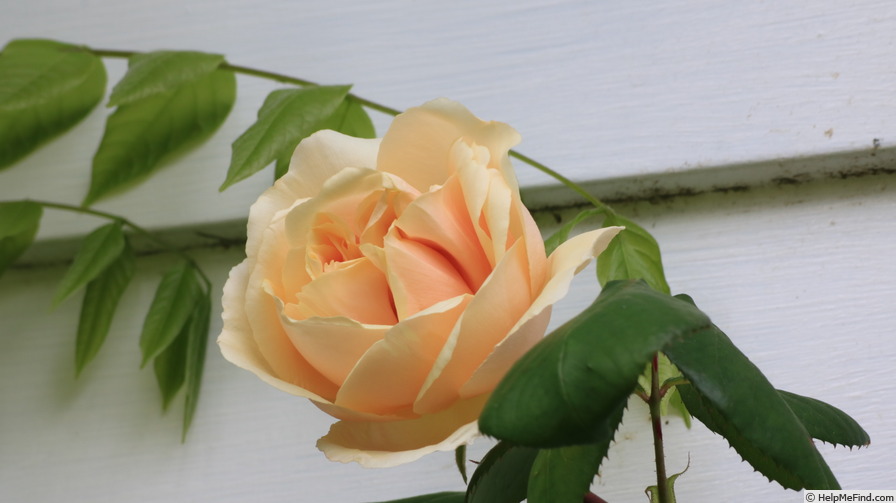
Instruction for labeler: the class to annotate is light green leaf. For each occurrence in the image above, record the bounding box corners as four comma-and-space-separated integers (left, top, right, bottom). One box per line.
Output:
139, 262, 203, 367
0, 39, 106, 168
544, 208, 604, 256
479, 280, 709, 447
779, 390, 869, 448
221, 85, 351, 190
637, 354, 692, 426
75, 241, 135, 374
108, 50, 225, 107
466, 442, 538, 503
369, 493, 465, 503
666, 295, 839, 490
0, 201, 43, 278
182, 293, 210, 440
527, 402, 624, 503
596, 214, 670, 294
84, 67, 236, 205
53, 221, 125, 306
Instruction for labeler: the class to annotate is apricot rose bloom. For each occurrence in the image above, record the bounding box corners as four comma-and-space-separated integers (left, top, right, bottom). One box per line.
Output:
218, 99, 620, 467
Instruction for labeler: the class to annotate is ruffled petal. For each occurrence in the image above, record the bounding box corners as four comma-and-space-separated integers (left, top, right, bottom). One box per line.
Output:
317, 394, 487, 468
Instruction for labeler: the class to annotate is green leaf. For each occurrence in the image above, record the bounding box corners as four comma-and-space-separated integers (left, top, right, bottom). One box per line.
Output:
637, 354, 692, 426
455, 444, 468, 484
527, 402, 624, 503
153, 316, 189, 411
52, 221, 125, 306
466, 442, 539, 503
0, 201, 43, 278
645, 459, 688, 503
139, 262, 203, 367
666, 295, 839, 490
75, 240, 135, 374
369, 493, 465, 503
319, 98, 376, 138
84, 67, 236, 205
479, 280, 709, 447
544, 208, 604, 256
0, 39, 106, 168
596, 214, 670, 294
221, 85, 351, 190
182, 293, 211, 440
779, 390, 870, 448
108, 50, 225, 107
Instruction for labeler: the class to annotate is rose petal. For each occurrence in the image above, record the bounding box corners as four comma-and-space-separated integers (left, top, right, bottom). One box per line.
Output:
292, 258, 396, 324
335, 295, 472, 415
458, 306, 552, 398
414, 239, 534, 414
244, 132, 379, 259
393, 171, 491, 292
279, 314, 388, 387
219, 261, 337, 402
383, 230, 473, 320
377, 99, 521, 192
317, 394, 488, 468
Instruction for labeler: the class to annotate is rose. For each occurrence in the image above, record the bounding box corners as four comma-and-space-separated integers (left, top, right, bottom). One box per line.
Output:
218, 98, 620, 467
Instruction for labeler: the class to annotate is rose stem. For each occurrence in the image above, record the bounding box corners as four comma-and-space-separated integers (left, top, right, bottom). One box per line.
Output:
649, 353, 671, 503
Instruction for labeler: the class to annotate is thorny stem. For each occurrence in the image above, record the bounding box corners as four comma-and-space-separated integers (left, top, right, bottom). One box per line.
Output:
649, 354, 671, 503
29, 200, 212, 291
86, 47, 613, 213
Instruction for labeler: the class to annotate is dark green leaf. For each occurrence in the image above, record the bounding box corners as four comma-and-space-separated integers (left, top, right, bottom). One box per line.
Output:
75, 241, 135, 374
479, 280, 709, 447
0, 201, 42, 278
527, 402, 624, 503
182, 293, 211, 440
779, 390, 869, 448
466, 442, 538, 503
0, 39, 106, 168
221, 85, 351, 190
544, 208, 604, 256
666, 295, 839, 490
596, 214, 670, 294
455, 444, 468, 484
369, 493, 465, 503
108, 50, 225, 107
139, 262, 203, 367
153, 317, 189, 411
84, 67, 236, 205
53, 221, 125, 306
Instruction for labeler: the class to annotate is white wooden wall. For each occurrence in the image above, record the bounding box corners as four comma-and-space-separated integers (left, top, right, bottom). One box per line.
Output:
2, 1, 894, 501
